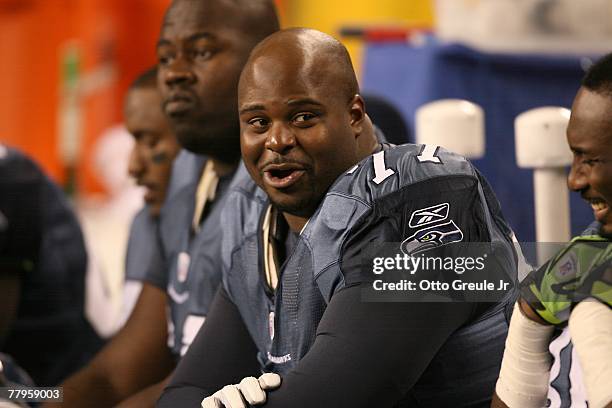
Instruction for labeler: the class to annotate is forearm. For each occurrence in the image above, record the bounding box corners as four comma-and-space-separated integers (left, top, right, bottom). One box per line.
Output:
569, 301, 612, 408
158, 288, 260, 407
116, 375, 171, 408
491, 392, 510, 408
494, 302, 554, 408
56, 365, 120, 408
52, 284, 174, 407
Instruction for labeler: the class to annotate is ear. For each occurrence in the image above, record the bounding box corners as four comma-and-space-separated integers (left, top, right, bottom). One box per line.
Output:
349, 94, 366, 137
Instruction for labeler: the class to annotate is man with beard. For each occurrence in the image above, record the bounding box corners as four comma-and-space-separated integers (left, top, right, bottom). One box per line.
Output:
56, 1, 279, 406
159, 28, 520, 408
494, 54, 612, 408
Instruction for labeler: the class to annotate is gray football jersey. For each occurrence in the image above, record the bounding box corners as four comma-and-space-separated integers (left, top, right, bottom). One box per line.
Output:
156, 151, 233, 357
221, 144, 520, 406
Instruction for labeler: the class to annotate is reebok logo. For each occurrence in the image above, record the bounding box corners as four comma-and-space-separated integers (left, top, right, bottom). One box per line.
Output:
408, 203, 449, 228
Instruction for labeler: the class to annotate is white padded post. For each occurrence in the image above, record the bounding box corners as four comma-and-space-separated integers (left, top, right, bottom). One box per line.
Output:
515, 107, 572, 263
416, 99, 485, 159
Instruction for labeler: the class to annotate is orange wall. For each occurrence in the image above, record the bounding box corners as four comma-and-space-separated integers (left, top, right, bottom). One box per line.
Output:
0, 0, 288, 196
0, 0, 171, 193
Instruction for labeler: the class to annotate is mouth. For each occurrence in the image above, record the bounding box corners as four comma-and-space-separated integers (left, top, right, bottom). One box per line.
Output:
164, 93, 195, 117
586, 197, 610, 222
262, 164, 306, 189
137, 182, 157, 204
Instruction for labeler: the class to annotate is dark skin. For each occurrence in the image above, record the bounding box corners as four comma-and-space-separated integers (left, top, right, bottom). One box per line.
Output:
54, 2, 279, 406
157, 0, 277, 169
53, 91, 178, 408
239, 28, 377, 232
566, 88, 612, 237
55, 90, 178, 404
125, 86, 180, 218
164, 30, 484, 407
492, 87, 612, 408
52, 285, 173, 408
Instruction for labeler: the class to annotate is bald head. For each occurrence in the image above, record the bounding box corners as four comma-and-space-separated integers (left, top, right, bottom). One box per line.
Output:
164, 0, 279, 49
238, 28, 380, 225
240, 28, 359, 106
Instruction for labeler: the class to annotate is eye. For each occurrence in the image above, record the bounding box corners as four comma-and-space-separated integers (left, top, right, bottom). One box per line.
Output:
581, 158, 601, 166
419, 232, 440, 242
192, 49, 213, 61
292, 112, 317, 126
157, 49, 175, 66
248, 117, 269, 130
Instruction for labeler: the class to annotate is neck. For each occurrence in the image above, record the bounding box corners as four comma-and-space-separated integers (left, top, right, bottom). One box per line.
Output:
282, 212, 309, 233
208, 157, 238, 178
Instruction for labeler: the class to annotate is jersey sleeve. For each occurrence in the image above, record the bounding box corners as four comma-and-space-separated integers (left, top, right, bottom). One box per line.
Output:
307, 145, 517, 302
343, 175, 493, 286
124, 208, 167, 289
311, 173, 512, 301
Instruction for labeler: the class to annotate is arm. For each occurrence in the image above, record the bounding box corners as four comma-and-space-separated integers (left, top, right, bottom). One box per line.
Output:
569, 300, 612, 408
492, 301, 554, 408
157, 287, 261, 407
54, 283, 174, 407
491, 298, 550, 408
259, 285, 473, 407
494, 240, 612, 407
116, 373, 171, 408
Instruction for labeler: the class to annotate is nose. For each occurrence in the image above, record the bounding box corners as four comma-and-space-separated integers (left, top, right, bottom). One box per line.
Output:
265, 123, 296, 155
567, 157, 589, 192
128, 146, 146, 181
163, 54, 196, 87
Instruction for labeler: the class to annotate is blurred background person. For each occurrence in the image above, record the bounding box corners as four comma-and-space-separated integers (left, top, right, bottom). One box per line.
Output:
54, 1, 280, 406
0, 144, 103, 386
119, 66, 181, 326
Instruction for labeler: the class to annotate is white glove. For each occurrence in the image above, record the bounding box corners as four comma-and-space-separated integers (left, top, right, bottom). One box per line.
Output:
201, 373, 281, 408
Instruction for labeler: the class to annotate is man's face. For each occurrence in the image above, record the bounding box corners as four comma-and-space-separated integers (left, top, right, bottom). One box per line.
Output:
239, 56, 362, 218
125, 87, 180, 217
567, 87, 612, 237
156, 1, 251, 159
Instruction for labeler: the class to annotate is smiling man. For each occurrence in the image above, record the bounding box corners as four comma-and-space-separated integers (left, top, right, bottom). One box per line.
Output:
56, 2, 279, 407
493, 54, 612, 408
159, 28, 521, 408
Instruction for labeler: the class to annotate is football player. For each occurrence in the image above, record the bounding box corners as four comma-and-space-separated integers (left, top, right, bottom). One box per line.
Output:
55, 1, 280, 407
0, 146, 103, 386
158, 28, 521, 408
119, 66, 181, 324
493, 54, 612, 408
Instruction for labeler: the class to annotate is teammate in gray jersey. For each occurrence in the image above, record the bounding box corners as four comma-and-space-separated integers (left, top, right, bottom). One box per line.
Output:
120, 67, 181, 325
493, 54, 612, 408
160, 28, 522, 408
55, 2, 280, 407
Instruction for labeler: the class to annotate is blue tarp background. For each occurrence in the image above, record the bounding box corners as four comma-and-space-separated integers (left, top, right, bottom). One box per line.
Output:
362, 38, 597, 242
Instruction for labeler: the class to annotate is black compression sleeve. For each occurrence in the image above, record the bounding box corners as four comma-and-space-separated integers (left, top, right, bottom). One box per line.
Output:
156, 287, 261, 407
263, 285, 474, 407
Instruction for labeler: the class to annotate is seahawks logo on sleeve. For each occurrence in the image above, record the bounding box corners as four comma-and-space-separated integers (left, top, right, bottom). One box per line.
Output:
401, 203, 464, 255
